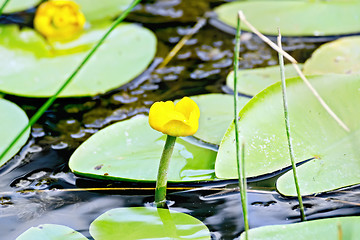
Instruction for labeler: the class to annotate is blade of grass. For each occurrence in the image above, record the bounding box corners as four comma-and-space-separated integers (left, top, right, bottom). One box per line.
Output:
0, 0, 142, 162
233, 13, 249, 240
0, 0, 10, 16
238, 11, 350, 132
277, 29, 306, 221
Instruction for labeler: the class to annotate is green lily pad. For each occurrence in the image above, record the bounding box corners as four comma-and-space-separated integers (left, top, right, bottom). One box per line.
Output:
304, 36, 360, 75
226, 64, 302, 96
240, 216, 360, 240
215, 74, 360, 196
16, 224, 87, 240
189, 94, 250, 145
0, 98, 29, 167
74, 0, 133, 23
0, 23, 156, 97
214, 1, 360, 36
1, 0, 40, 13
69, 116, 217, 182
89, 207, 211, 240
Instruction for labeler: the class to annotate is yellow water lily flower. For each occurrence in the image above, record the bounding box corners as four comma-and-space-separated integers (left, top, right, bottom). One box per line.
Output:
149, 97, 200, 137
34, 0, 86, 40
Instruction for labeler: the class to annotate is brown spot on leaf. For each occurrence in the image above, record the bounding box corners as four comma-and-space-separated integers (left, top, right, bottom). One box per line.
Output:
94, 164, 103, 170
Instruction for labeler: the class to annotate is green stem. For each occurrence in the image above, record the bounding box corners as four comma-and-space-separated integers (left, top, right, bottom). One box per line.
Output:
234, 13, 249, 240
155, 135, 177, 208
277, 31, 306, 221
0, 0, 141, 162
0, 0, 10, 16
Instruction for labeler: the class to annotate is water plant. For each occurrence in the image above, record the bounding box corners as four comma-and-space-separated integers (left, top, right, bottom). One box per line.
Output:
149, 97, 200, 206
1, 0, 360, 239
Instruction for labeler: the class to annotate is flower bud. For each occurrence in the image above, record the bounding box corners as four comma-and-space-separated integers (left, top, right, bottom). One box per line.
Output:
34, 0, 86, 40
149, 97, 200, 137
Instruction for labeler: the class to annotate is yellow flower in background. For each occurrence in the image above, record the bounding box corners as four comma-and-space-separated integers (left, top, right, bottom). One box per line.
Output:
34, 0, 86, 40
149, 97, 200, 137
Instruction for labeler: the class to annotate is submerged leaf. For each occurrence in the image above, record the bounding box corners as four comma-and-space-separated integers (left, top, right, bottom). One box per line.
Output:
216, 74, 360, 196
215, 1, 360, 36
0, 98, 29, 167
69, 116, 217, 182
0, 23, 156, 97
90, 207, 211, 240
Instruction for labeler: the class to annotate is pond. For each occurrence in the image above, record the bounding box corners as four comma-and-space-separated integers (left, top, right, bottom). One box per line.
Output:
0, 0, 360, 239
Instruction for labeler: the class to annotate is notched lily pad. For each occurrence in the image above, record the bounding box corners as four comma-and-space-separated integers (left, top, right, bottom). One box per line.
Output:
304, 36, 360, 75
69, 116, 217, 182
214, 1, 360, 36
0, 98, 30, 167
216, 74, 360, 196
0, 23, 156, 97
227, 64, 301, 96
16, 224, 87, 240
90, 207, 211, 240
240, 216, 360, 240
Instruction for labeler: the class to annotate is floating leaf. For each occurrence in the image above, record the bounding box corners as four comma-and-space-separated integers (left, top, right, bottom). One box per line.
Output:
240, 216, 360, 240
69, 116, 217, 182
304, 36, 360, 75
0, 98, 29, 166
189, 94, 250, 145
215, 74, 360, 196
74, 0, 133, 23
90, 207, 211, 240
16, 224, 87, 240
1, 0, 40, 13
0, 23, 156, 97
226, 64, 301, 96
214, 1, 360, 36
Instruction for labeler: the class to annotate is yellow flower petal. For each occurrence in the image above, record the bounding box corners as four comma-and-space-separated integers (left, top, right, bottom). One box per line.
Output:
34, 0, 86, 41
148, 97, 200, 137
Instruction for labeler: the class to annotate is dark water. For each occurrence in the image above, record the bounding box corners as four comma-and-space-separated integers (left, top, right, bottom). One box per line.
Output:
1, 0, 360, 239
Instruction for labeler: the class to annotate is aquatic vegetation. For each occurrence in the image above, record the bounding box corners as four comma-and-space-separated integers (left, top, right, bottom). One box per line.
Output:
214, 1, 360, 36
1, 0, 360, 239
0, 99, 29, 166
216, 74, 360, 196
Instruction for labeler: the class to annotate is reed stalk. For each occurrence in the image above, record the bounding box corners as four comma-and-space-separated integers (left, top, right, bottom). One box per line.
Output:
234, 12, 249, 240
0, 0, 142, 161
277, 30, 306, 221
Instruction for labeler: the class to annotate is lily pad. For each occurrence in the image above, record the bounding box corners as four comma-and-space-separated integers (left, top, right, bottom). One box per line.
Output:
1, 0, 40, 13
0, 23, 156, 97
226, 64, 301, 96
214, 1, 360, 36
74, 0, 133, 23
16, 224, 87, 240
69, 116, 217, 182
189, 94, 250, 145
240, 216, 360, 240
304, 36, 360, 75
0, 98, 30, 167
215, 74, 360, 196
89, 207, 211, 240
